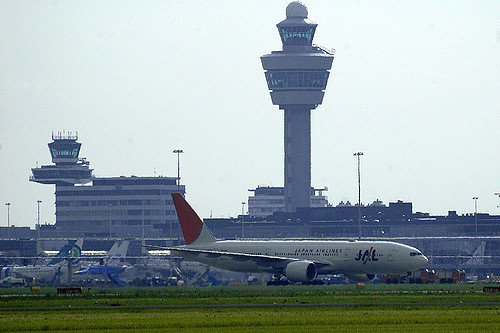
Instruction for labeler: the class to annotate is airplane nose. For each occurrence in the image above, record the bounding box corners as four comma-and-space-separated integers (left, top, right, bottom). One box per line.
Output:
420, 255, 429, 267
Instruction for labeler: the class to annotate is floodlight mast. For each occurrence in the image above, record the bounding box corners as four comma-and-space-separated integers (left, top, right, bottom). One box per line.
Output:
172, 149, 184, 243
473, 197, 478, 235
354, 152, 364, 240
37, 200, 42, 239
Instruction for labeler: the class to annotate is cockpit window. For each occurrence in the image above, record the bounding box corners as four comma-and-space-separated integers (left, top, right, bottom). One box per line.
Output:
410, 252, 422, 256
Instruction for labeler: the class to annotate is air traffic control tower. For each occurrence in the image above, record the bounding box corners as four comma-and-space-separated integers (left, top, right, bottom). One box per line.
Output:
30, 132, 93, 186
261, 2, 334, 212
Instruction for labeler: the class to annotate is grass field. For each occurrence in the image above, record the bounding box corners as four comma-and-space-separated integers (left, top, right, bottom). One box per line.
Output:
1, 284, 499, 332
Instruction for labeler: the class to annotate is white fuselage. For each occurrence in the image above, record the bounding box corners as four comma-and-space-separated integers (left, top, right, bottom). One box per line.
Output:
3, 266, 58, 282
2, 264, 77, 283
173, 239, 427, 275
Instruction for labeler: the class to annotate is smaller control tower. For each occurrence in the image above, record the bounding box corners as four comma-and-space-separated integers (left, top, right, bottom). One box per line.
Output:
261, 2, 334, 212
30, 132, 93, 186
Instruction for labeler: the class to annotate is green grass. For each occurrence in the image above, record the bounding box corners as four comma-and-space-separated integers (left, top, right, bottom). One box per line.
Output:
0, 284, 498, 332
1, 308, 499, 332
0, 284, 498, 308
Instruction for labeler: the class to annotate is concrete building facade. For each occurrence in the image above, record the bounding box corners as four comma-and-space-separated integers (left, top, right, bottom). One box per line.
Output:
54, 176, 183, 239
248, 186, 328, 218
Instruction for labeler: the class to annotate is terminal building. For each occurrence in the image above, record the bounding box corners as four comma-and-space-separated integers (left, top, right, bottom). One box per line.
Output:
53, 176, 182, 239
248, 186, 328, 218
30, 133, 184, 241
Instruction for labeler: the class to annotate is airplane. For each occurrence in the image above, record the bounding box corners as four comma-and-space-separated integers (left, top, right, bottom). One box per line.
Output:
1, 239, 83, 285
74, 241, 131, 285
147, 193, 428, 283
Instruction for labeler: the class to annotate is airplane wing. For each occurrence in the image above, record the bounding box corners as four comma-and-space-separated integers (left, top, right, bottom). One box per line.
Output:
144, 245, 331, 273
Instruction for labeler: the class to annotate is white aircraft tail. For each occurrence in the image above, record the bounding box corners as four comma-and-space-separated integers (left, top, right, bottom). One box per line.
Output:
171, 193, 216, 245
106, 241, 129, 266
106, 243, 119, 260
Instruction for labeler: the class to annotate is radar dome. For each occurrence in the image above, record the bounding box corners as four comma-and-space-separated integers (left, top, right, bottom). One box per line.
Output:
286, 1, 308, 19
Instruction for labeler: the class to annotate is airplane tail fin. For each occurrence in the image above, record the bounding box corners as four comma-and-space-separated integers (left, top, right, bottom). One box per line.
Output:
104, 242, 119, 266
171, 193, 216, 245
49, 238, 83, 266
106, 241, 129, 266
106, 243, 120, 259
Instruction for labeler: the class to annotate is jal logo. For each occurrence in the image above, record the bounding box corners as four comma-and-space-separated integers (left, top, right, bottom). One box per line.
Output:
354, 247, 378, 264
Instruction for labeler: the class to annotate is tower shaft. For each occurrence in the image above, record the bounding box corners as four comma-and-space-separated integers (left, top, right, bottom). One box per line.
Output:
284, 107, 311, 211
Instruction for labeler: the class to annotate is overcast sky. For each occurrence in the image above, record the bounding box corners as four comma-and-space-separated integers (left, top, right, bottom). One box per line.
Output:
1, 0, 498, 228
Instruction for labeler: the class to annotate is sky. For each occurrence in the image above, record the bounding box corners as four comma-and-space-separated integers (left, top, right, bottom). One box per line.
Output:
0, 0, 499, 228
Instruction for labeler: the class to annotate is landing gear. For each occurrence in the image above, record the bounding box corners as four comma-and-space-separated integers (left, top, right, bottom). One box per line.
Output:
267, 279, 289, 286
267, 273, 290, 286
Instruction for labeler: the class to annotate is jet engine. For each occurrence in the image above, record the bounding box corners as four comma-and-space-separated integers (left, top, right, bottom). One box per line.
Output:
345, 273, 376, 283
285, 261, 317, 283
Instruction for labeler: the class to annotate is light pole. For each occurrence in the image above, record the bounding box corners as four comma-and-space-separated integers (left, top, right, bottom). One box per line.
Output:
5, 203, 10, 239
241, 202, 246, 239
354, 152, 363, 240
173, 149, 183, 243
141, 200, 145, 242
473, 197, 478, 235
37, 200, 42, 239
107, 203, 112, 239
173, 149, 184, 194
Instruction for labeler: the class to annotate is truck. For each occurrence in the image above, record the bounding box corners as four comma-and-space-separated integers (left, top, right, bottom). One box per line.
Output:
408, 269, 434, 284
380, 269, 466, 284
433, 270, 466, 284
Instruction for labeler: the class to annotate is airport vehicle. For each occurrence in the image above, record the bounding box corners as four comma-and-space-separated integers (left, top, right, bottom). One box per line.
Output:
74, 241, 131, 285
434, 270, 466, 284
148, 194, 428, 283
380, 269, 466, 284
0, 239, 83, 284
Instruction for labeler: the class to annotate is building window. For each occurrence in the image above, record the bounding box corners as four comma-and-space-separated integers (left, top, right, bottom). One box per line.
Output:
265, 71, 329, 90
279, 26, 315, 45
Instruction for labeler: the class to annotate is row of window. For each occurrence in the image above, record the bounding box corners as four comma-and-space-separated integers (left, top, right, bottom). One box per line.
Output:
33, 170, 91, 178
265, 71, 329, 89
93, 179, 177, 186
249, 199, 284, 205
59, 219, 176, 227
56, 209, 176, 217
279, 26, 315, 45
50, 148, 79, 159
252, 207, 277, 213
57, 199, 166, 207
127, 209, 164, 216
56, 189, 171, 196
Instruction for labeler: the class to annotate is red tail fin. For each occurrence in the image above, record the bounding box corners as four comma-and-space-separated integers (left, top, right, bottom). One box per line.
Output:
171, 193, 203, 245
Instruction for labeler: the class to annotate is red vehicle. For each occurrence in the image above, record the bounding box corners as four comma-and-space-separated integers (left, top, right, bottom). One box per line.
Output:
433, 270, 466, 284
380, 274, 405, 284
381, 269, 466, 284
408, 269, 434, 284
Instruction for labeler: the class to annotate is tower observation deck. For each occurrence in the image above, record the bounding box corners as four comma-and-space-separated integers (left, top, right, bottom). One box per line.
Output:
261, 2, 334, 212
30, 132, 93, 186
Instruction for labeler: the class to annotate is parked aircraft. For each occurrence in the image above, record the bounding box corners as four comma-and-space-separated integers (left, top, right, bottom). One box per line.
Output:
147, 194, 428, 283
0, 239, 83, 284
74, 241, 130, 285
